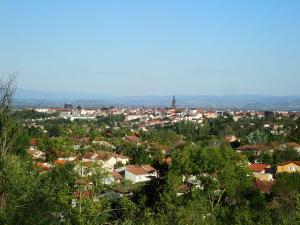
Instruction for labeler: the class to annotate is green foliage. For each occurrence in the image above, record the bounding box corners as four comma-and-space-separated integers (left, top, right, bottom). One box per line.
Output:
247, 130, 269, 145
289, 118, 300, 143
96, 114, 125, 126
114, 161, 125, 169
120, 142, 152, 165
175, 198, 216, 225
46, 123, 62, 137
12, 109, 58, 120
171, 121, 209, 141
142, 129, 182, 146
0, 156, 36, 224
38, 137, 73, 162
270, 173, 300, 224
272, 147, 300, 165
258, 151, 273, 164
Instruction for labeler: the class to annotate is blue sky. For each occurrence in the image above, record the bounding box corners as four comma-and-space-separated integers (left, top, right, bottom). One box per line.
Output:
0, 0, 299, 96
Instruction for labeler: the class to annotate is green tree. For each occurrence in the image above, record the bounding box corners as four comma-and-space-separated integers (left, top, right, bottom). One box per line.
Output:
270, 173, 300, 224
246, 130, 268, 145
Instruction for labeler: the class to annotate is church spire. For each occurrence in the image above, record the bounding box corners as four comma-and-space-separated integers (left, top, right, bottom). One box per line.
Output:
172, 95, 176, 109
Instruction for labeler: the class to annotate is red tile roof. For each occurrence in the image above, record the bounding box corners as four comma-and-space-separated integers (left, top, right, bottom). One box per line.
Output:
287, 142, 300, 148
111, 171, 123, 180
277, 161, 300, 166
126, 165, 156, 175
36, 162, 51, 171
48, 108, 70, 112
249, 163, 271, 173
53, 159, 68, 166
29, 138, 39, 146
124, 135, 140, 143
141, 165, 156, 172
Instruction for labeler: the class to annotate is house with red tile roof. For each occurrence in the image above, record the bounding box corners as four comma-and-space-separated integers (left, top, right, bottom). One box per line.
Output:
249, 163, 273, 181
235, 144, 273, 155
116, 164, 157, 183
277, 161, 300, 173
123, 135, 140, 143
82, 151, 129, 171
249, 163, 271, 173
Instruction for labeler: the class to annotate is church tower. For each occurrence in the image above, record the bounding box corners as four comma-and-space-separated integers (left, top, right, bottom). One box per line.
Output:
172, 95, 176, 109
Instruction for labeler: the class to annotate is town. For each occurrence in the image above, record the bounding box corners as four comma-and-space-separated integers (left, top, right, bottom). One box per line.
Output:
4, 95, 296, 224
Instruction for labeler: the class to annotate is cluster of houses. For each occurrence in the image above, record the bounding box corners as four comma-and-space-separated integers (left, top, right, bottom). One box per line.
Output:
27, 134, 300, 197
249, 160, 300, 193
28, 140, 157, 187
232, 141, 300, 193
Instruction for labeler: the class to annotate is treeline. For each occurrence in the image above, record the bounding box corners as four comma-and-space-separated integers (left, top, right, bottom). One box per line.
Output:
13, 109, 58, 120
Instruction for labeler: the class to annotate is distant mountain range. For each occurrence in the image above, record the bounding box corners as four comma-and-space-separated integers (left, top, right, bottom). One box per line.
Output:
14, 88, 300, 111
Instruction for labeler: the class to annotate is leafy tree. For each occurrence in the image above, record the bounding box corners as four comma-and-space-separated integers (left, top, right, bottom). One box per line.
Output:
273, 147, 300, 165
13, 164, 77, 225
0, 155, 36, 224
12, 110, 58, 120
246, 130, 268, 145
258, 151, 273, 164
270, 173, 300, 224
46, 123, 62, 137
175, 197, 216, 225
142, 129, 182, 147
96, 114, 125, 127
120, 142, 152, 165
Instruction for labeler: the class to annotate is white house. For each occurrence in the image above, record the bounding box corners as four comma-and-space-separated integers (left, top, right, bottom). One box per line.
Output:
82, 151, 129, 171
34, 108, 49, 113
112, 153, 130, 165
116, 165, 157, 183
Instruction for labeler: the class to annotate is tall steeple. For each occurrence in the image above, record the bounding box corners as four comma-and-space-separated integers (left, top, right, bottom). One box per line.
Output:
172, 95, 176, 109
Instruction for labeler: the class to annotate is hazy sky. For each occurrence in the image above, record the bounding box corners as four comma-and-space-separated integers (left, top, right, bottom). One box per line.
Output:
0, 0, 300, 96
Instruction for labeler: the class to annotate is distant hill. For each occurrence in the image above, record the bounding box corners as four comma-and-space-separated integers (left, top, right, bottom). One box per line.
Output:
14, 88, 300, 110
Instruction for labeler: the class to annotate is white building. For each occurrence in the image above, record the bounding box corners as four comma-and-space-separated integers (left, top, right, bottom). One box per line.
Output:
116, 165, 157, 183
34, 108, 49, 113
82, 151, 129, 171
